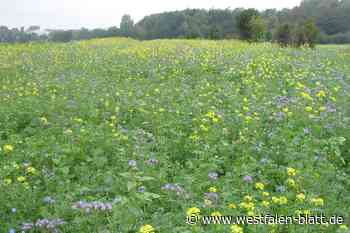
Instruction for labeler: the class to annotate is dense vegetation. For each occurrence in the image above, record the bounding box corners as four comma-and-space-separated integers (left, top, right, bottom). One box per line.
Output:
134, 0, 350, 43
1, 0, 350, 44
1, 38, 350, 233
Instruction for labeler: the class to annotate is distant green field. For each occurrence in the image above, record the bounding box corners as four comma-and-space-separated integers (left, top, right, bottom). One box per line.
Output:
1, 39, 350, 233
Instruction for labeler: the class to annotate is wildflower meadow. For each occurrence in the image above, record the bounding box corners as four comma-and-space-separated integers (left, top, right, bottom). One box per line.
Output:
1, 38, 350, 233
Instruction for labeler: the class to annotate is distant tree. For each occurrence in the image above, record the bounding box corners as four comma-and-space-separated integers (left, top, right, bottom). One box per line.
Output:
0, 26, 10, 42
294, 19, 319, 47
49, 30, 73, 42
249, 16, 267, 42
236, 8, 259, 40
181, 18, 203, 39
209, 25, 220, 40
107, 26, 121, 37
91, 28, 109, 38
73, 28, 91, 40
273, 19, 319, 48
273, 24, 293, 46
120, 14, 134, 37
1, 0, 350, 44
26, 26, 40, 32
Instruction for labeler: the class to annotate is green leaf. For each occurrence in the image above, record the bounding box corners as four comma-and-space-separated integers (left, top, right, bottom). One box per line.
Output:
127, 181, 137, 191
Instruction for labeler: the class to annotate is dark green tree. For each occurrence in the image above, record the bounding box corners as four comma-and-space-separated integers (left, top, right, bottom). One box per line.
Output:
236, 8, 259, 40
120, 14, 134, 37
249, 16, 267, 42
294, 19, 319, 47
273, 24, 293, 46
49, 30, 73, 42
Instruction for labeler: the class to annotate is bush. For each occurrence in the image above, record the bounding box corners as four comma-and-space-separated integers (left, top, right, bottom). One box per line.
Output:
273, 24, 293, 46
319, 31, 350, 44
273, 20, 319, 48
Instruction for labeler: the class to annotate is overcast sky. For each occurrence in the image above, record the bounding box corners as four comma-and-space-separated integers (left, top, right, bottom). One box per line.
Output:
1, 0, 302, 30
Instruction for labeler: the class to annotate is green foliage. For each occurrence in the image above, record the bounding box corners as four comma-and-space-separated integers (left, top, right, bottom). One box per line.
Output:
49, 30, 73, 42
236, 9, 260, 40
120, 14, 135, 37
273, 24, 293, 46
1, 38, 350, 233
273, 20, 319, 48
319, 31, 350, 44
1, 0, 350, 43
294, 19, 320, 48
134, 9, 240, 40
248, 16, 267, 42
0, 26, 44, 43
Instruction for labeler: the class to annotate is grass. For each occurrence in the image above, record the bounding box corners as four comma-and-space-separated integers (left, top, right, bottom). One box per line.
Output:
0, 38, 350, 233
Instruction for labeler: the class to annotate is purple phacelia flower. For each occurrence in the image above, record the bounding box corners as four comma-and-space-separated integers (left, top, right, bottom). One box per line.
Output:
43, 196, 56, 204
145, 158, 159, 166
21, 219, 64, 232
260, 158, 269, 164
243, 175, 253, 183
208, 172, 218, 181
276, 185, 286, 193
138, 186, 146, 193
72, 200, 113, 213
303, 128, 311, 134
21, 223, 34, 231
128, 160, 137, 168
162, 183, 186, 196
204, 192, 219, 204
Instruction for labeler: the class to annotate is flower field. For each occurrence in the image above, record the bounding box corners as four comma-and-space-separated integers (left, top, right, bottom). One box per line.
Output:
1, 38, 350, 233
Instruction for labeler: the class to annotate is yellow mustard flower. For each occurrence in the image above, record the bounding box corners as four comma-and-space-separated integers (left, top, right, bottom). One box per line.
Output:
231, 225, 244, 233
272, 196, 288, 205
316, 90, 326, 98
243, 195, 253, 202
296, 193, 306, 202
279, 196, 288, 205
305, 106, 313, 112
40, 117, 48, 125
4, 179, 12, 185
228, 203, 237, 209
211, 211, 222, 217
262, 192, 270, 197
301, 92, 313, 101
186, 207, 200, 217
255, 182, 265, 190
139, 224, 155, 233
200, 124, 209, 132
3, 144, 14, 154
287, 167, 296, 177
287, 178, 296, 188
208, 187, 217, 193
26, 167, 36, 174
261, 201, 270, 208
239, 202, 255, 211
17, 176, 26, 182
310, 197, 324, 206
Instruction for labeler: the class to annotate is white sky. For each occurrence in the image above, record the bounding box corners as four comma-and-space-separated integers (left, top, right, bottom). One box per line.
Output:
0, 0, 302, 29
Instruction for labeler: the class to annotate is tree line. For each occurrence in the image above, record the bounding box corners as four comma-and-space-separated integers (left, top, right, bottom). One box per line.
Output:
1, 0, 350, 44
